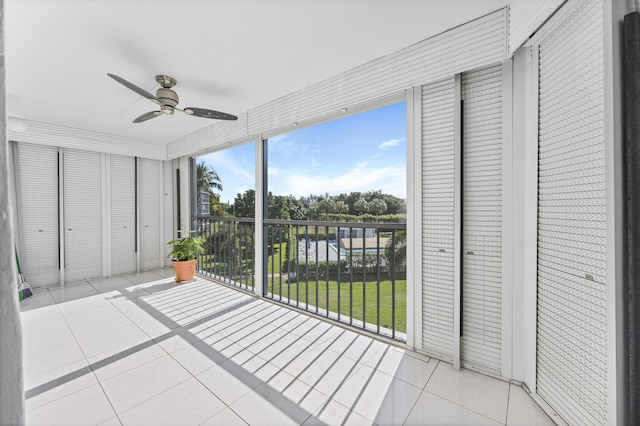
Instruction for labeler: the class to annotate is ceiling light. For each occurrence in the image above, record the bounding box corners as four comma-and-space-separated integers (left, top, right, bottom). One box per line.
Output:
292, 122, 298, 126
341, 108, 348, 112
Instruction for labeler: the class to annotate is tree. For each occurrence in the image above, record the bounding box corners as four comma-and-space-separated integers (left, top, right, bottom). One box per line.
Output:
318, 198, 336, 221
369, 198, 387, 222
307, 203, 321, 220
385, 231, 407, 273
334, 200, 348, 221
289, 201, 307, 220
209, 194, 226, 216
197, 162, 224, 216
354, 197, 369, 216
345, 191, 362, 215
233, 189, 255, 218
197, 162, 223, 194
269, 194, 291, 220
382, 193, 406, 214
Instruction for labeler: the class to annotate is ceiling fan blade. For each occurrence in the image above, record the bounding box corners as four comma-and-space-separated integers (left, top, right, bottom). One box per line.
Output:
108, 73, 160, 104
133, 111, 163, 123
183, 107, 238, 121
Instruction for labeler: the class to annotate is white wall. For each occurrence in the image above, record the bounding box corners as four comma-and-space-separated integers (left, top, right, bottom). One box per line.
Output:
0, 0, 25, 418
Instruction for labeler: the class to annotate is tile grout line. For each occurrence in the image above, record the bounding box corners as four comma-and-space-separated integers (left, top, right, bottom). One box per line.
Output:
504, 383, 512, 425
91, 275, 217, 423
30, 280, 123, 424
399, 359, 440, 426
65, 279, 124, 425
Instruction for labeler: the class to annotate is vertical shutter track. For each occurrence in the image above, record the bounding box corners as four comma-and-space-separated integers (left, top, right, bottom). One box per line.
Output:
139, 158, 162, 271
63, 149, 103, 282
421, 77, 456, 360
536, 0, 607, 424
461, 64, 503, 375
179, 156, 190, 232
16, 143, 59, 287
110, 155, 136, 275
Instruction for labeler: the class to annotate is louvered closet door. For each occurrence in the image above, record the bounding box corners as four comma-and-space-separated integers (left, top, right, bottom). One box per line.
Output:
460, 64, 503, 375
421, 77, 456, 361
110, 155, 136, 275
63, 149, 103, 282
536, 0, 607, 424
139, 158, 162, 271
15, 143, 59, 287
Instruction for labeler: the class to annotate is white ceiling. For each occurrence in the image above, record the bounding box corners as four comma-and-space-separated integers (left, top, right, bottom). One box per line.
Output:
5, 0, 510, 145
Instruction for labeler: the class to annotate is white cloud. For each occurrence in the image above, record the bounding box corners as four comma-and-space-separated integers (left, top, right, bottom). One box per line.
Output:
270, 162, 406, 199
378, 138, 401, 151
268, 167, 281, 176
200, 150, 253, 181
198, 149, 255, 203
268, 134, 289, 144
371, 153, 384, 159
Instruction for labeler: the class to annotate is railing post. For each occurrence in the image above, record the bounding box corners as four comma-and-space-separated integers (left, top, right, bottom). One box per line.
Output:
254, 135, 266, 297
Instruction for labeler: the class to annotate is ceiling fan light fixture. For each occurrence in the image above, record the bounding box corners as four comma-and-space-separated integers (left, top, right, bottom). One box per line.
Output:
108, 73, 238, 123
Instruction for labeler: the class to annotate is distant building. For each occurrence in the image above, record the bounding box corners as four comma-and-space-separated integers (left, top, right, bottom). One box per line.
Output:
197, 188, 210, 215
337, 228, 375, 239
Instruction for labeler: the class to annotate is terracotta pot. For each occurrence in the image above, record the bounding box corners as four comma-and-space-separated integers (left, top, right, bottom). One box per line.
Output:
172, 259, 197, 282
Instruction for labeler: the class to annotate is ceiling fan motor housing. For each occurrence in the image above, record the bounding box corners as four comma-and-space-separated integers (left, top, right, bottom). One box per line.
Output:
156, 87, 179, 115
156, 87, 179, 107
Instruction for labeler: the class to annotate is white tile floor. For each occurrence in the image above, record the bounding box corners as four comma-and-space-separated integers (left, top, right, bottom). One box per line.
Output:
20, 270, 556, 426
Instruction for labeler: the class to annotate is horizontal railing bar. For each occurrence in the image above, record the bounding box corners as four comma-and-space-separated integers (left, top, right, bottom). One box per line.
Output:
195, 216, 255, 223
196, 215, 406, 230
263, 218, 406, 229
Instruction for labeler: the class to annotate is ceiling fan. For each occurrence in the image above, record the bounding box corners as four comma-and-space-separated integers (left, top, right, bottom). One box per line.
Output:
108, 73, 238, 123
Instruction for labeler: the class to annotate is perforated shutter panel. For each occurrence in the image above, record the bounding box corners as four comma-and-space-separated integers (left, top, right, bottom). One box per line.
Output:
63, 149, 103, 282
536, 0, 607, 424
16, 143, 59, 287
110, 155, 136, 275
460, 64, 503, 375
139, 158, 162, 271
421, 77, 456, 361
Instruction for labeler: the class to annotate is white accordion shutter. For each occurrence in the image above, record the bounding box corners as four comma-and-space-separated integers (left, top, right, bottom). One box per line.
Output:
15, 143, 60, 287
421, 77, 456, 361
138, 158, 163, 271
110, 155, 136, 275
63, 149, 103, 282
536, 0, 607, 424
460, 64, 503, 375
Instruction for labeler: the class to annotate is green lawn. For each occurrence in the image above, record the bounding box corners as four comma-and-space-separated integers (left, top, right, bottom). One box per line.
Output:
266, 278, 406, 333
201, 229, 406, 334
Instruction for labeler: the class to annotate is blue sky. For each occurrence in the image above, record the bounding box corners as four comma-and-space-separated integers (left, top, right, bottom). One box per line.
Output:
198, 101, 406, 204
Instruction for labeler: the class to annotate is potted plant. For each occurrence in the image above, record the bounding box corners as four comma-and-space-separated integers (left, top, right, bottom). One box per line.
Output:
166, 231, 205, 282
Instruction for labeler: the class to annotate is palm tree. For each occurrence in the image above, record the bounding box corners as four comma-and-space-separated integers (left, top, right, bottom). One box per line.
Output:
197, 162, 223, 194
197, 162, 223, 216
